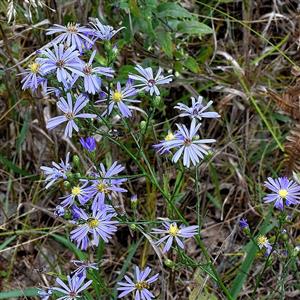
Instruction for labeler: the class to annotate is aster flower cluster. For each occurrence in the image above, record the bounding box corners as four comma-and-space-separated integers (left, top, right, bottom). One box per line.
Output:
154, 95, 220, 167
26, 16, 300, 300
41, 154, 126, 250
28, 17, 179, 299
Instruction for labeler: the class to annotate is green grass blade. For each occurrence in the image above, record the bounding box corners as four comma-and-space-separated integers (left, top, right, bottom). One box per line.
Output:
0, 153, 30, 176
0, 235, 16, 251
0, 288, 38, 299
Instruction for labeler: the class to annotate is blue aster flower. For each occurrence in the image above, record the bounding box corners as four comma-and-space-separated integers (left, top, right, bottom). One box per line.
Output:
60, 182, 91, 207
129, 65, 173, 96
37, 44, 84, 84
70, 207, 118, 250
88, 161, 127, 211
175, 95, 220, 121
152, 221, 198, 253
71, 260, 98, 277
20, 61, 45, 91
157, 119, 216, 168
82, 50, 114, 94
263, 177, 300, 210
52, 273, 92, 300
40, 152, 71, 189
46, 23, 94, 51
257, 235, 272, 256
46, 93, 97, 138
97, 81, 140, 118
153, 131, 181, 155
89, 18, 124, 40
117, 266, 159, 299
80, 136, 96, 152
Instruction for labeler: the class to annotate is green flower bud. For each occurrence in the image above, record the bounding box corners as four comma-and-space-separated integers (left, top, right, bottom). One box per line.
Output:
140, 121, 147, 133
63, 181, 71, 189
164, 259, 175, 268
280, 233, 289, 241
72, 155, 80, 167
74, 172, 81, 179
152, 96, 162, 108
131, 195, 138, 209
129, 224, 137, 231
66, 172, 74, 180
243, 227, 251, 236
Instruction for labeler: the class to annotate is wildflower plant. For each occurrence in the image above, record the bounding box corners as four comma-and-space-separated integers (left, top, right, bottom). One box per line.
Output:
16, 10, 299, 300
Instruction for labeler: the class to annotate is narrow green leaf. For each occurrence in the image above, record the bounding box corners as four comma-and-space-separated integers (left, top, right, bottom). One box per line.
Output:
178, 20, 213, 35
0, 288, 38, 299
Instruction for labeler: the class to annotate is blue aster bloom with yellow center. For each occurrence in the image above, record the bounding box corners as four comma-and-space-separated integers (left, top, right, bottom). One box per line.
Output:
152, 221, 198, 253
157, 119, 216, 168
88, 161, 127, 211
70, 207, 118, 250
97, 81, 140, 118
264, 177, 300, 210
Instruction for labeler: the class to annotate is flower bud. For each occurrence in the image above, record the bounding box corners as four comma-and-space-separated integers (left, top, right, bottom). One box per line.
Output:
280, 233, 289, 241
140, 121, 147, 133
63, 181, 71, 189
152, 96, 162, 108
131, 195, 138, 209
74, 172, 81, 179
164, 259, 175, 268
130, 224, 137, 231
72, 155, 80, 167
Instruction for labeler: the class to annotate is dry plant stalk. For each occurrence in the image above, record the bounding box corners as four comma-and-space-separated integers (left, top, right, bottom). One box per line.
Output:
267, 74, 300, 173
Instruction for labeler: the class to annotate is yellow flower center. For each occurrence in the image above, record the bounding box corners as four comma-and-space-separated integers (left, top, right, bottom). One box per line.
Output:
278, 189, 288, 199
71, 186, 81, 196
97, 183, 108, 193
165, 132, 174, 141
168, 223, 179, 236
88, 218, 99, 229
29, 62, 40, 74
112, 91, 123, 102
135, 281, 150, 290
257, 235, 268, 247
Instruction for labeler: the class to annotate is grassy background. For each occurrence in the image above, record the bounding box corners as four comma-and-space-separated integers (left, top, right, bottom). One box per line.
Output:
0, 0, 299, 299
